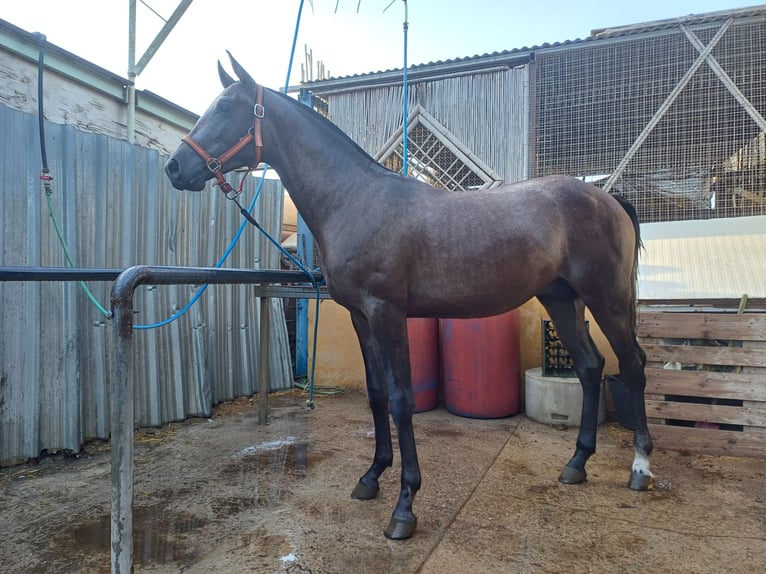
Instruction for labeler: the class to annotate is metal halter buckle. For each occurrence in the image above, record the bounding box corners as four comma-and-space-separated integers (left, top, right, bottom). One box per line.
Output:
206, 158, 222, 173
253, 103, 265, 119
225, 186, 243, 200
214, 178, 242, 200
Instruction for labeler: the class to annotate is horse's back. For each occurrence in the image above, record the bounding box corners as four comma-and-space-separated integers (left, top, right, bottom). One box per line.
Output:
409, 175, 635, 257
390, 175, 638, 317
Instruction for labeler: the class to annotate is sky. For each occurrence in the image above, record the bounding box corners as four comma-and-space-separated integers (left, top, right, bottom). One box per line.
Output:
2, 0, 760, 114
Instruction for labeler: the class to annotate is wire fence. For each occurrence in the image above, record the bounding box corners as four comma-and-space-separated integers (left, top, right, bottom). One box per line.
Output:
534, 15, 766, 223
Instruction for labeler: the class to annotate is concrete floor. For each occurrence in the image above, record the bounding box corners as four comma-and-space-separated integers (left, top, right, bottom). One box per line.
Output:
1, 389, 765, 573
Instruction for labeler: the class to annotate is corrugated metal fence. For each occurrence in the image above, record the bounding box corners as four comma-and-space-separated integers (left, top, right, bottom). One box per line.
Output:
0, 105, 293, 466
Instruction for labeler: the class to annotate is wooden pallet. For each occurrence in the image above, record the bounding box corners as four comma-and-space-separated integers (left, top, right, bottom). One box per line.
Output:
637, 306, 766, 458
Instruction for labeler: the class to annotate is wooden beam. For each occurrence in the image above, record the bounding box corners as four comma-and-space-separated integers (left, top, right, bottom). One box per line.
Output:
646, 367, 766, 401
638, 312, 766, 341
646, 399, 766, 427
643, 343, 766, 368
649, 423, 766, 458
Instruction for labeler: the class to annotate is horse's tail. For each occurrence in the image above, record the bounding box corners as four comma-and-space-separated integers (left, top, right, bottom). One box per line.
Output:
612, 195, 642, 337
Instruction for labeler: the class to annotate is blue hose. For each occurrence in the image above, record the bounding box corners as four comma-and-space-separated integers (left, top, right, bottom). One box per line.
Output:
133, 172, 267, 329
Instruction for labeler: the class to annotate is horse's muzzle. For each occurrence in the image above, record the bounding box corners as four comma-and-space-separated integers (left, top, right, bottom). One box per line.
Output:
164, 158, 206, 192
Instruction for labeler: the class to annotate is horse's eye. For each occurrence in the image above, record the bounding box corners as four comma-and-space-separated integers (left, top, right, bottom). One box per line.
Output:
216, 98, 233, 113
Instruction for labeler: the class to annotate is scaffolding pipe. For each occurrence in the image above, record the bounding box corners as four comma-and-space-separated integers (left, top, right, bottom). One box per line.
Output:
0, 266, 319, 284
126, 0, 195, 143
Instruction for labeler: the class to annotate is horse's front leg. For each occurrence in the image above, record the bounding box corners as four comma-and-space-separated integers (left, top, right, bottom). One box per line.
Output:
349, 311, 393, 500
350, 305, 421, 539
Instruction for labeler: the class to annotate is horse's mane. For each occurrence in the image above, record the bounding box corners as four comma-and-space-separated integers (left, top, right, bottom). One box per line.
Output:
268, 87, 394, 175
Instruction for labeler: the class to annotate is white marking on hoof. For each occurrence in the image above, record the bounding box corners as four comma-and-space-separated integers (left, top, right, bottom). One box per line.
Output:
631, 452, 653, 477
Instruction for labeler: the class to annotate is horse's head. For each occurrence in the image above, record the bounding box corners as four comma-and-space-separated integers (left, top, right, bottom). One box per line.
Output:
164, 52, 264, 193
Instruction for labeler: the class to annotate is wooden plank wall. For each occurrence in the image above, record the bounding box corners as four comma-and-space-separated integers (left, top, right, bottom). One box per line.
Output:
637, 308, 766, 458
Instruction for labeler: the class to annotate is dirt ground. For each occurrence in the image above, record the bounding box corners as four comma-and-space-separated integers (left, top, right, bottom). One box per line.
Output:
1, 388, 765, 574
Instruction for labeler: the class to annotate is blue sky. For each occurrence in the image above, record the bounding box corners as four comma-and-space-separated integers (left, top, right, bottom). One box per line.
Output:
3, 0, 758, 114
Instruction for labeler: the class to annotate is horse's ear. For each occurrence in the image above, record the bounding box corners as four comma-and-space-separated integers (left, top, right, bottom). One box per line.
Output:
218, 60, 236, 88
226, 50, 257, 93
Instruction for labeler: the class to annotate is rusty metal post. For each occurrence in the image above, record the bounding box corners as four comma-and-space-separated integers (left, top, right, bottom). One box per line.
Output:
258, 296, 270, 425
110, 267, 144, 574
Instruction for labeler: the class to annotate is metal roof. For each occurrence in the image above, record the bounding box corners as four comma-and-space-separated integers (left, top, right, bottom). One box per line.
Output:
298, 5, 766, 94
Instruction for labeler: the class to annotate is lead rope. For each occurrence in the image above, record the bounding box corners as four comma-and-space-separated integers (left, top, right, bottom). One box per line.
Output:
229, 193, 323, 409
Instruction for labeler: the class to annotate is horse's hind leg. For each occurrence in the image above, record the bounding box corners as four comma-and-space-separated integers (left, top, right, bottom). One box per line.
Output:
538, 289, 605, 484
587, 303, 654, 490
622, 346, 654, 490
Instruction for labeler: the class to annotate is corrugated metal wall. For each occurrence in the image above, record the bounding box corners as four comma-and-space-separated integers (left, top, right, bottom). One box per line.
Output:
324, 66, 530, 183
0, 105, 293, 466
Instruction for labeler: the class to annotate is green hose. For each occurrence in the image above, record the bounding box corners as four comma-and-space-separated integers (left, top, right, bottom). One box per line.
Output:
45, 192, 111, 318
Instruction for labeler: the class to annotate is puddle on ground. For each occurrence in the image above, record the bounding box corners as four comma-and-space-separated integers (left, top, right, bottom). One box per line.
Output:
219, 440, 333, 482
240, 436, 301, 456
48, 506, 207, 571
44, 441, 333, 571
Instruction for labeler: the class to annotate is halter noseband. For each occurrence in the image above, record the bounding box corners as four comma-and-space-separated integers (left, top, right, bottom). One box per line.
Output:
182, 84, 264, 199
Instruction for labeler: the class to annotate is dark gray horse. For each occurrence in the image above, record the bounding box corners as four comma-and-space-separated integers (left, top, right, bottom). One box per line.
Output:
165, 53, 654, 540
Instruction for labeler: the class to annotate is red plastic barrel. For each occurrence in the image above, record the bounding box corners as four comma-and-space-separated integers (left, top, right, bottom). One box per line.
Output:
407, 317, 439, 413
440, 310, 521, 418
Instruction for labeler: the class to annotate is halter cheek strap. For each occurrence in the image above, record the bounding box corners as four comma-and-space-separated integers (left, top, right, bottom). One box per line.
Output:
182, 84, 264, 199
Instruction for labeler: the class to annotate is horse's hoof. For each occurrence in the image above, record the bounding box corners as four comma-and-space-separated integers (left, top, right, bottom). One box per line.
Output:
351, 480, 379, 500
558, 465, 587, 485
384, 515, 417, 540
628, 471, 654, 491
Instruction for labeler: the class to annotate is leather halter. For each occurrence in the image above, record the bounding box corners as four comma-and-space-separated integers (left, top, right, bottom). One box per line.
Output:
182, 84, 264, 199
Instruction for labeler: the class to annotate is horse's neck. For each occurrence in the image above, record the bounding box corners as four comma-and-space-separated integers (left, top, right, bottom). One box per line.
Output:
261, 91, 380, 239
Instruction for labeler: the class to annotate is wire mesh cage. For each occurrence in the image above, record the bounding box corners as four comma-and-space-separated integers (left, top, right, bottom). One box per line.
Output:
533, 14, 766, 223
377, 106, 503, 191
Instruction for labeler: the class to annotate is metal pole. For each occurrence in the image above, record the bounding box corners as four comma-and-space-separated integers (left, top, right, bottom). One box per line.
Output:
258, 296, 271, 425
133, 0, 195, 76
295, 89, 316, 380
402, 0, 409, 175
127, 0, 136, 144
110, 269, 137, 574
0, 266, 122, 281
127, 0, 194, 143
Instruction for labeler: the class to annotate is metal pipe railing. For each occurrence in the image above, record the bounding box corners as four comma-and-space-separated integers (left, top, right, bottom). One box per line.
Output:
0, 266, 123, 281
0, 265, 320, 285
1, 264, 325, 574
